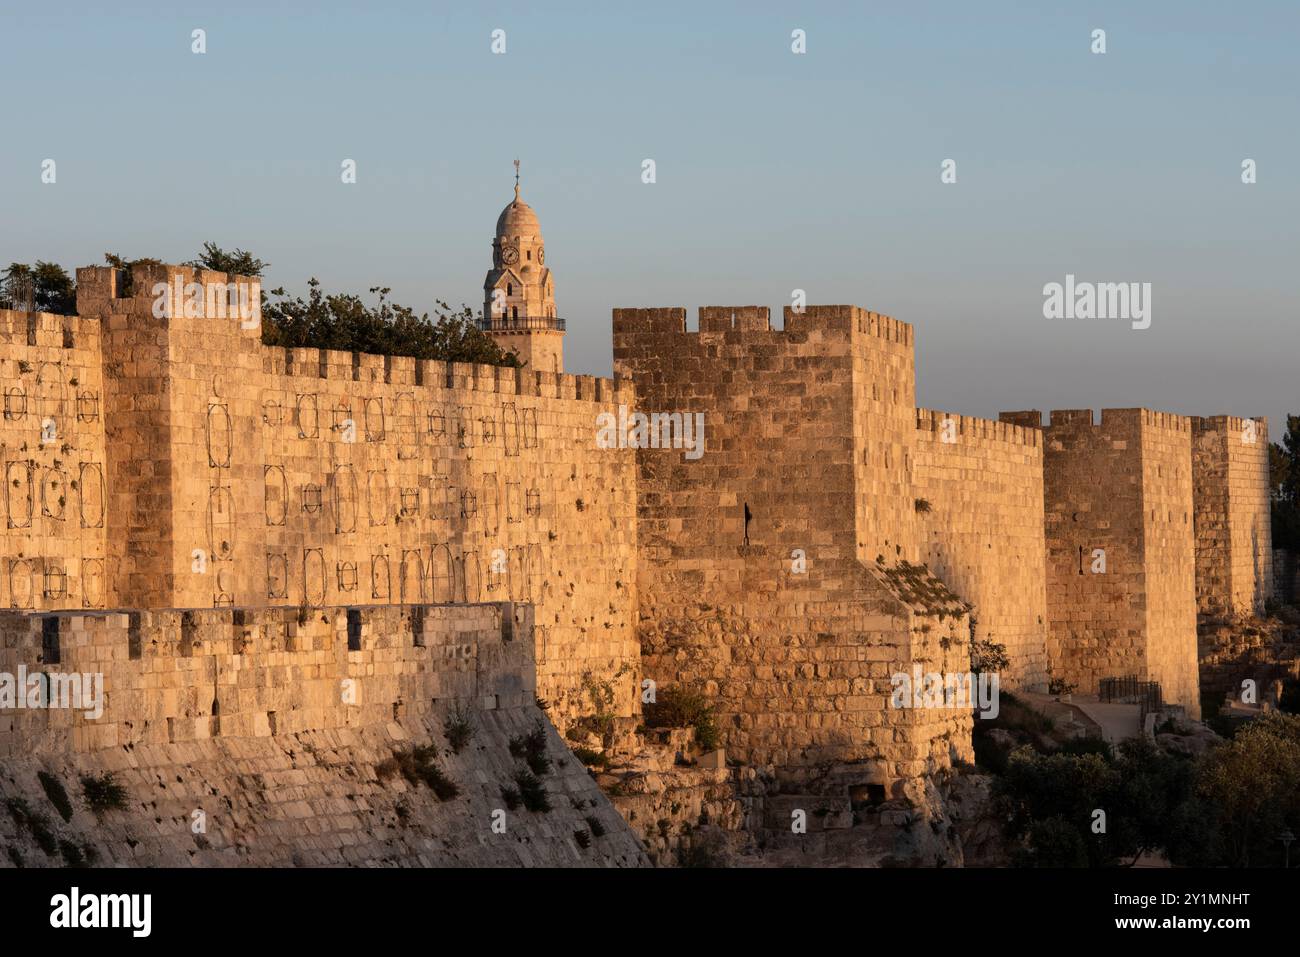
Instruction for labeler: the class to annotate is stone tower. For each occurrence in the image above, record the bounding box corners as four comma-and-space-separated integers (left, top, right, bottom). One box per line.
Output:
481, 163, 565, 373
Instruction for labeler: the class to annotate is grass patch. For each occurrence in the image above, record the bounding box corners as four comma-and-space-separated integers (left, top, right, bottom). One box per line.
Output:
38, 771, 73, 822
390, 745, 459, 801
512, 769, 551, 813
81, 772, 129, 817
443, 703, 476, 754
509, 722, 552, 776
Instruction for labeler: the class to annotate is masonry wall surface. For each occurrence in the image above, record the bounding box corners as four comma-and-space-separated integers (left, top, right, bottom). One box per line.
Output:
613, 306, 973, 784
1138, 411, 1199, 715
1027, 408, 1199, 715
0, 603, 647, 866
850, 310, 921, 565
54, 265, 641, 726
0, 309, 108, 611
915, 410, 1049, 689
1192, 416, 1272, 617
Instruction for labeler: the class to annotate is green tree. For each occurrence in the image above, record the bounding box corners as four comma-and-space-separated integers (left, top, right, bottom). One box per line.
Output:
186, 242, 268, 278
261, 280, 519, 368
1168, 712, 1300, 867
103, 252, 163, 296
192, 242, 519, 367
997, 746, 1133, 867
4, 242, 521, 369
1, 261, 77, 314
1271, 416, 1300, 549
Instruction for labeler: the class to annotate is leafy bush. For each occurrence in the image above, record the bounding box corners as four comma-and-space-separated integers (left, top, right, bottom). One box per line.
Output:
443, 704, 476, 754
1057, 736, 1112, 760
643, 685, 721, 753
1012, 815, 1089, 867
512, 769, 551, 813
1167, 712, 1300, 867
996, 746, 1128, 867
969, 636, 1010, 676
81, 772, 129, 816
1048, 676, 1078, 696
390, 745, 459, 801
186, 241, 267, 278
262, 280, 519, 367
509, 722, 552, 776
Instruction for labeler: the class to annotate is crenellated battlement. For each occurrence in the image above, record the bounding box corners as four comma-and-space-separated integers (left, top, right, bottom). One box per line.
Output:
1011, 407, 1250, 439
999, 407, 1192, 435
1132, 408, 1193, 433
612, 304, 913, 348
1191, 414, 1269, 441
262, 343, 633, 405
916, 408, 1042, 449
0, 308, 101, 352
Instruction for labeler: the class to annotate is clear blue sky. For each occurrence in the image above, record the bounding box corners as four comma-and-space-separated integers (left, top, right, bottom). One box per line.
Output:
2, 1, 1296, 432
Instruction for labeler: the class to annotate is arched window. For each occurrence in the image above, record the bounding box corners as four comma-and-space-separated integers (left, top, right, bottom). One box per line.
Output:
507, 283, 513, 295
527, 250, 531, 260
511, 307, 518, 319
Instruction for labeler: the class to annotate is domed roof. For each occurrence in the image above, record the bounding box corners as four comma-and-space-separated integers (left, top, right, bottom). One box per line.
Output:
496, 184, 542, 237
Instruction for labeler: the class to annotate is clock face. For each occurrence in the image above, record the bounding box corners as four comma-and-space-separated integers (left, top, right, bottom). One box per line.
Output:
501, 244, 519, 265
538, 246, 545, 265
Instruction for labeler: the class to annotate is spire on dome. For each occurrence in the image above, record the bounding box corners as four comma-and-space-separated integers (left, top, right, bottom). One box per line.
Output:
513, 159, 520, 201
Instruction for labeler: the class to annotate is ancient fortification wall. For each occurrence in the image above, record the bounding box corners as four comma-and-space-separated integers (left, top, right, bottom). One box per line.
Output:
914, 410, 1049, 690
1, 255, 1280, 861
0, 602, 647, 866
613, 306, 973, 787
1192, 416, 1272, 617
1007, 409, 1200, 715
37, 264, 641, 726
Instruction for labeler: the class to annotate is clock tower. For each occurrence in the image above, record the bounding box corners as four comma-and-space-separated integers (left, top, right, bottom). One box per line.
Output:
481, 161, 564, 373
